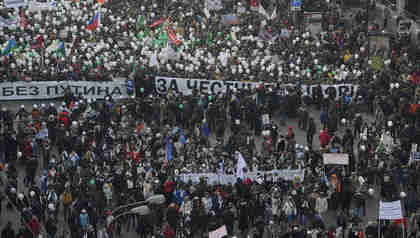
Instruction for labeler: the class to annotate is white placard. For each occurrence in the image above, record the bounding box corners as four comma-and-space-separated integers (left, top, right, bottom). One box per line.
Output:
0, 79, 133, 100
323, 153, 349, 165
262, 114, 270, 125
27, 1, 57, 12
379, 200, 403, 220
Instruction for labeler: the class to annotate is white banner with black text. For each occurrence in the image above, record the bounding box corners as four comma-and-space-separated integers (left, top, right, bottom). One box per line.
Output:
155, 76, 358, 100
0, 79, 132, 100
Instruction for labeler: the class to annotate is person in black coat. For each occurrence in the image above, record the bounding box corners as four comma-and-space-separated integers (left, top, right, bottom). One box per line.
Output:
1, 222, 15, 238
45, 217, 58, 238
222, 203, 235, 236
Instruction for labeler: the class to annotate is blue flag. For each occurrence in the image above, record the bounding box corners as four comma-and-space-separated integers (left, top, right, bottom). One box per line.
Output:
202, 122, 210, 137
179, 130, 186, 145
3, 39, 17, 56
166, 136, 173, 161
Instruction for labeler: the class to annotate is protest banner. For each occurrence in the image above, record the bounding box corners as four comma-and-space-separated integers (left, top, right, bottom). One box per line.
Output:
27, 1, 57, 12
0, 79, 133, 100
179, 169, 304, 185
155, 76, 359, 100
209, 225, 228, 238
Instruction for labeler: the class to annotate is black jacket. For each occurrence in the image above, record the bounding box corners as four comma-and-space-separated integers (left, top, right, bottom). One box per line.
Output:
1, 225, 15, 238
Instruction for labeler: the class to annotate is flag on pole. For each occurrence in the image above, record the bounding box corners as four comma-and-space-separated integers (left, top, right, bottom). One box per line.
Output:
166, 136, 173, 161
2, 39, 17, 56
201, 121, 210, 137
136, 15, 145, 31
236, 151, 247, 179
86, 12, 100, 30
207, 32, 213, 46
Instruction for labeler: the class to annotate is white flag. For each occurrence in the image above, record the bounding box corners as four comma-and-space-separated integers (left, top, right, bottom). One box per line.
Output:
236, 151, 247, 179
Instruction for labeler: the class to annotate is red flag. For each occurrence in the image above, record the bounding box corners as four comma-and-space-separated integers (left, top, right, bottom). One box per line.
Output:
168, 29, 181, 45
20, 11, 28, 29
37, 35, 43, 48
149, 18, 165, 28
393, 218, 407, 228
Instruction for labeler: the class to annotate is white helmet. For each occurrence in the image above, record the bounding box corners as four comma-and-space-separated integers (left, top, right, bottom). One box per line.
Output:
400, 192, 407, 198
20, 105, 25, 109
368, 188, 374, 196
33, 104, 38, 109
30, 191, 36, 197
48, 203, 55, 211
18, 193, 24, 200
41, 104, 46, 108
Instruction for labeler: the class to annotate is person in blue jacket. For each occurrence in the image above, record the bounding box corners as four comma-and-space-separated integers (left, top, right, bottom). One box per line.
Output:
80, 209, 90, 231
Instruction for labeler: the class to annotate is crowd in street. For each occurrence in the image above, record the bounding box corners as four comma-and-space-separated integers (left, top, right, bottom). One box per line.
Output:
0, 0, 420, 238
0, 0, 418, 83
0, 75, 420, 238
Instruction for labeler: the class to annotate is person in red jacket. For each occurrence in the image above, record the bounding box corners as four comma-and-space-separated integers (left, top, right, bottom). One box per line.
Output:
319, 128, 332, 148
28, 216, 40, 236
23, 140, 33, 159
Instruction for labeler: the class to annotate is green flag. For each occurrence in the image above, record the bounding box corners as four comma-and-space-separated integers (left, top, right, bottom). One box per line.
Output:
207, 32, 213, 46
136, 15, 145, 31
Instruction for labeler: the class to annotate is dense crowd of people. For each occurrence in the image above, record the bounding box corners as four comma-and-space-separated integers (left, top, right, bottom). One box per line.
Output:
0, 0, 418, 83
0, 75, 419, 238
0, 0, 420, 238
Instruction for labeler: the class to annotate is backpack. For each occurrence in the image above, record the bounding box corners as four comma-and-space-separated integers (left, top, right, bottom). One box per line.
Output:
63, 192, 72, 205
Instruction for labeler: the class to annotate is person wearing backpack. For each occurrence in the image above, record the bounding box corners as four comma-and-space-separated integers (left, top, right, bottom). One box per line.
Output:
62, 187, 72, 222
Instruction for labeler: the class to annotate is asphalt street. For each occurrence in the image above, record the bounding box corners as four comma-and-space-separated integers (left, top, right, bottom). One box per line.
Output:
0, 99, 380, 238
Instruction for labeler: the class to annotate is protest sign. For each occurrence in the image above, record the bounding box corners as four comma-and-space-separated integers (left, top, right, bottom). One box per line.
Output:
379, 200, 403, 220
155, 76, 359, 100
323, 153, 349, 165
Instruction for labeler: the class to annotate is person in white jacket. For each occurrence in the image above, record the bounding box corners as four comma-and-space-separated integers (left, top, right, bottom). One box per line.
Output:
315, 196, 328, 215
282, 196, 297, 223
